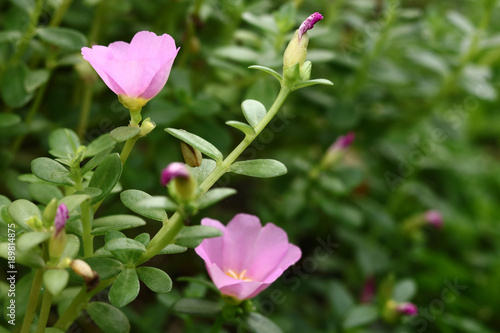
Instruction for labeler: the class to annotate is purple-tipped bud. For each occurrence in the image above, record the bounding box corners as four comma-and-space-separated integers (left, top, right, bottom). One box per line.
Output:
55, 204, 69, 235
360, 276, 376, 304
396, 302, 418, 316
330, 132, 355, 152
161, 162, 190, 186
298, 12, 323, 40
425, 210, 443, 229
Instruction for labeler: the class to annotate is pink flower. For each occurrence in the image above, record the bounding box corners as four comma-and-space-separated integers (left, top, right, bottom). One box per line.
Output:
298, 12, 323, 40
161, 162, 190, 186
360, 276, 376, 303
55, 204, 69, 235
329, 132, 355, 152
81, 31, 179, 101
425, 210, 443, 229
195, 214, 302, 301
396, 302, 418, 316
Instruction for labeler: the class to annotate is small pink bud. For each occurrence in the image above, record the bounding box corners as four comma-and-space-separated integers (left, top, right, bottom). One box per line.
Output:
329, 132, 355, 152
55, 204, 69, 235
396, 302, 418, 316
298, 12, 323, 40
360, 276, 376, 303
425, 210, 443, 229
161, 162, 190, 186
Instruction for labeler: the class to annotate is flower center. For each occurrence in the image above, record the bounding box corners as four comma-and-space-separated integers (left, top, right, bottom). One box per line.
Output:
225, 269, 252, 281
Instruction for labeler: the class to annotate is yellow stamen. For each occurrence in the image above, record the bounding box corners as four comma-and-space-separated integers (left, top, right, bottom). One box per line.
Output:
225, 269, 252, 281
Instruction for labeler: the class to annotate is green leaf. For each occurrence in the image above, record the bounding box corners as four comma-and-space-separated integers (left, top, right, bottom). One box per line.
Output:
1, 63, 33, 108
225, 120, 256, 136
241, 99, 266, 128
74, 187, 102, 198
43, 269, 69, 296
244, 312, 283, 333
87, 302, 130, 333
173, 298, 222, 316
0, 242, 45, 268
84, 257, 124, 280
59, 194, 90, 213
165, 128, 223, 162
91, 215, 146, 235
248, 65, 283, 82
110, 126, 141, 143
343, 305, 379, 329
136, 267, 172, 293
175, 225, 223, 248
105, 238, 146, 264
0, 114, 21, 128
120, 190, 168, 221
31, 157, 75, 186
17, 232, 51, 251
197, 188, 237, 209
88, 153, 123, 204
25, 69, 50, 93
158, 244, 187, 255
61, 234, 80, 260
137, 196, 177, 212
134, 233, 150, 246
109, 269, 140, 308
230, 159, 287, 178
393, 279, 417, 302
37, 27, 87, 51
28, 183, 63, 205
0, 30, 22, 44
292, 78, 334, 91
8, 199, 41, 230
84, 133, 116, 157
81, 146, 114, 175
49, 129, 80, 158
188, 159, 216, 184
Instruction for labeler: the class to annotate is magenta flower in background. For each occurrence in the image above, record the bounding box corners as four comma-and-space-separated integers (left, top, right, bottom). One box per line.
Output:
55, 204, 69, 235
81, 31, 179, 101
396, 302, 418, 316
195, 214, 302, 301
329, 132, 355, 152
161, 162, 190, 186
298, 12, 324, 40
425, 210, 443, 229
360, 276, 376, 303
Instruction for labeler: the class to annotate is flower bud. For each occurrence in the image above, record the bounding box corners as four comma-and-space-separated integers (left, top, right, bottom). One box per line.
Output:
55, 204, 69, 236
396, 302, 418, 316
161, 162, 197, 202
283, 30, 309, 69
181, 142, 202, 167
49, 230, 66, 260
299, 61, 312, 81
320, 132, 355, 168
70, 259, 100, 291
140, 117, 156, 137
42, 198, 58, 228
26, 215, 43, 231
425, 210, 443, 229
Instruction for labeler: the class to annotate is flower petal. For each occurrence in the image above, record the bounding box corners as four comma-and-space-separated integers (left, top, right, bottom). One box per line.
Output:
138, 47, 179, 99
81, 46, 126, 95
206, 263, 268, 300
195, 218, 225, 267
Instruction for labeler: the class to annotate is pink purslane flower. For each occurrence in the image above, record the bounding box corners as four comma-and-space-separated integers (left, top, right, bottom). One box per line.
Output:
298, 12, 323, 40
55, 204, 69, 235
425, 210, 443, 229
81, 31, 179, 101
161, 162, 190, 186
396, 302, 418, 316
329, 132, 355, 152
195, 214, 302, 301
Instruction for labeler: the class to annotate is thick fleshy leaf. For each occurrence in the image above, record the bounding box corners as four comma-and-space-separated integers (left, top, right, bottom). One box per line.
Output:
134, 233, 150, 246
84, 257, 124, 280
225, 120, 255, 136
91, 215, 146, 235
393, 279, 417, 302
165, 128, 223, 162
59, 194, 91, 213
0, 114, 21, 128
31, 158, 75, 186
292, 78, 334, 91
175, 226, 223, 248
61, 234, 80, 260
248, 65, 283, 82
8, 199, 42, 230
244, 312, 283, 333
25, 69, 50, 93
17, 232, 51, 251
158, 244, 187, 255
81, 146, 114, 175
110, 126, 141, 143
87, 302, 130, 333
37, 27, 87, 51
48, 128, 80, 158
241, 99, 266, 128
120, 190, 168, 221
197, 188, 237, 209
173, 298, 222, 316
343, 305, 379, 329
188, 159, 216, 184
137, 196, 177, 212
136, 267, 172, 293
109, 269, 140, 308
43, 269, 69, 296
0, 242, 45, 268
1, 63, 33, 108
88, 153, 122, 204
229, 159, 287, 178
84, 134, 116, 157
105, 238, 146, 264
28, 183, 63, 205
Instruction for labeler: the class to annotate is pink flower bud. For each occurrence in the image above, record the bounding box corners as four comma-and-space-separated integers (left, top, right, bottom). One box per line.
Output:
329, 132, 355, 152
425, 210, 443, 229
161, 162, 190, 186
360, 276, 376, 303
195, 214, 301, 301
396, 302, 418, 316
55, 204, 69, 235
298, 12, 323, 41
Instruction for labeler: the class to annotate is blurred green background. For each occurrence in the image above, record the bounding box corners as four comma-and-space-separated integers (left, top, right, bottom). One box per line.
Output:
1, 0, 500, 332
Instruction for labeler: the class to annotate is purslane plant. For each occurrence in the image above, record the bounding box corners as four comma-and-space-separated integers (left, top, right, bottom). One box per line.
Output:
2, 12, 332, 332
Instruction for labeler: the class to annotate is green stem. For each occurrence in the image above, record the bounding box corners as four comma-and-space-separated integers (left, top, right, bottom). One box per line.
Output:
35, 291, 53, 333
138, 86, 291, 265
49, 0, 73, 27
77, 82, 94, 139
9, 0, 44, 65
210, 314, 225, 333
81, 200, 94, 257
120, 135, 140, 165
20, 269, 44, 333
